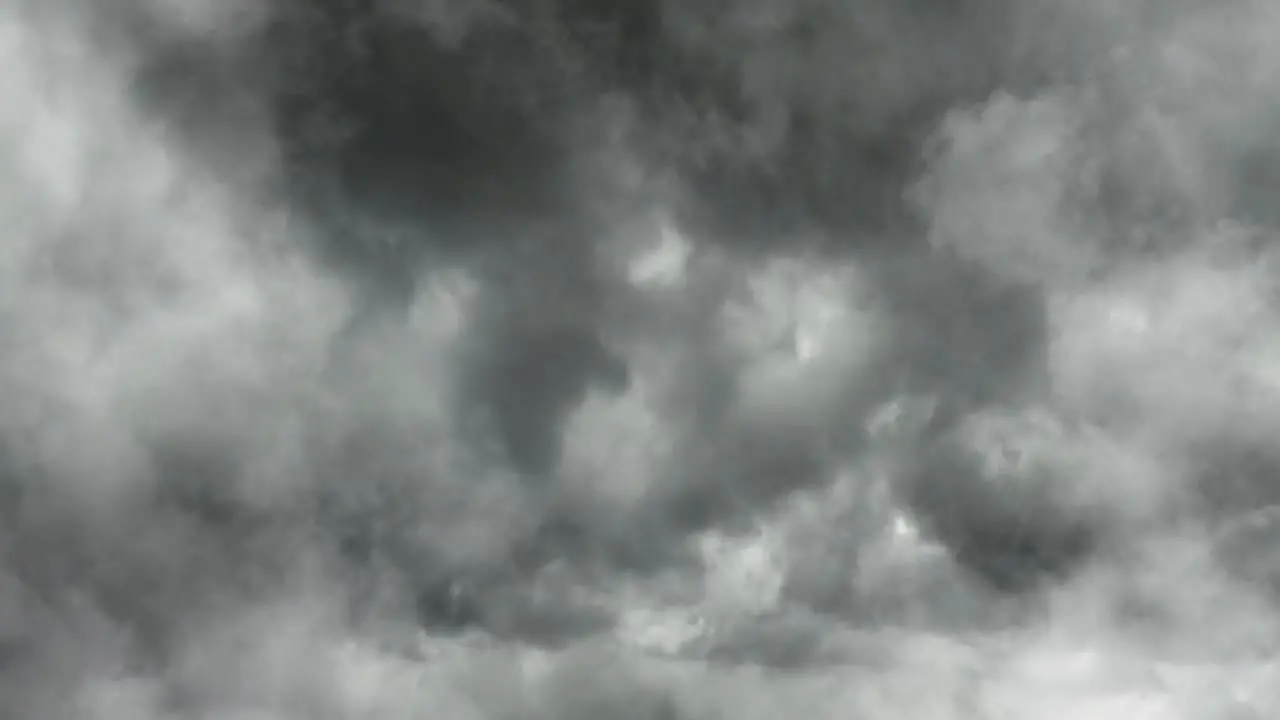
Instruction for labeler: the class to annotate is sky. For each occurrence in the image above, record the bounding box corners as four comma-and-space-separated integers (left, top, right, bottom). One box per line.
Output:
2, 1, 1280, 717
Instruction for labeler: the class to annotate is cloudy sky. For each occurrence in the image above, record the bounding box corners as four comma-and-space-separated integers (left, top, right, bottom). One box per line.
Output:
2, 1, 1280, 717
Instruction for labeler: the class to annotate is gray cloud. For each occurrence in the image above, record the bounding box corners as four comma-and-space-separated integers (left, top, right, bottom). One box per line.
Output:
4, 0, 1280, 717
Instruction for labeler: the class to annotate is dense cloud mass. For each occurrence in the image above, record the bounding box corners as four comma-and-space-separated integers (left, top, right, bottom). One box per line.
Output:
4, 0, 1280, 716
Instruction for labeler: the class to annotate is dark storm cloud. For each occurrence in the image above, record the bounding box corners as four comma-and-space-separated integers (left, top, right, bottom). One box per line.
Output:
6, 0, 1280, 716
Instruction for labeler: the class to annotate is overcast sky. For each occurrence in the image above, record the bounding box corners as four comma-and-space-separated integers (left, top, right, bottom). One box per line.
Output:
2, 1, 1280, 717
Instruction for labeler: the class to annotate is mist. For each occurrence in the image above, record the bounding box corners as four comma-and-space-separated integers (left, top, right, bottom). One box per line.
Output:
2, 0, 1280, 717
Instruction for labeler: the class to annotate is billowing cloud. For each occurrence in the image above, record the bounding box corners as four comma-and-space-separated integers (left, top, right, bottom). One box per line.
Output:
4, 0, 1280, 717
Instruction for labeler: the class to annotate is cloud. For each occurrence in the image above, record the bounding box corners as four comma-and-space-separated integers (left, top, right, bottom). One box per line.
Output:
4, 0, 1280, 717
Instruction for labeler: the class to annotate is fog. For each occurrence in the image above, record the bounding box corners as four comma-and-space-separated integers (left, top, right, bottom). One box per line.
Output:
2, 0, 1280, 717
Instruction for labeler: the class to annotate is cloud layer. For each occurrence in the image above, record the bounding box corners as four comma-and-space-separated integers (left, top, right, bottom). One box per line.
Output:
4, 0, 1280, 717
